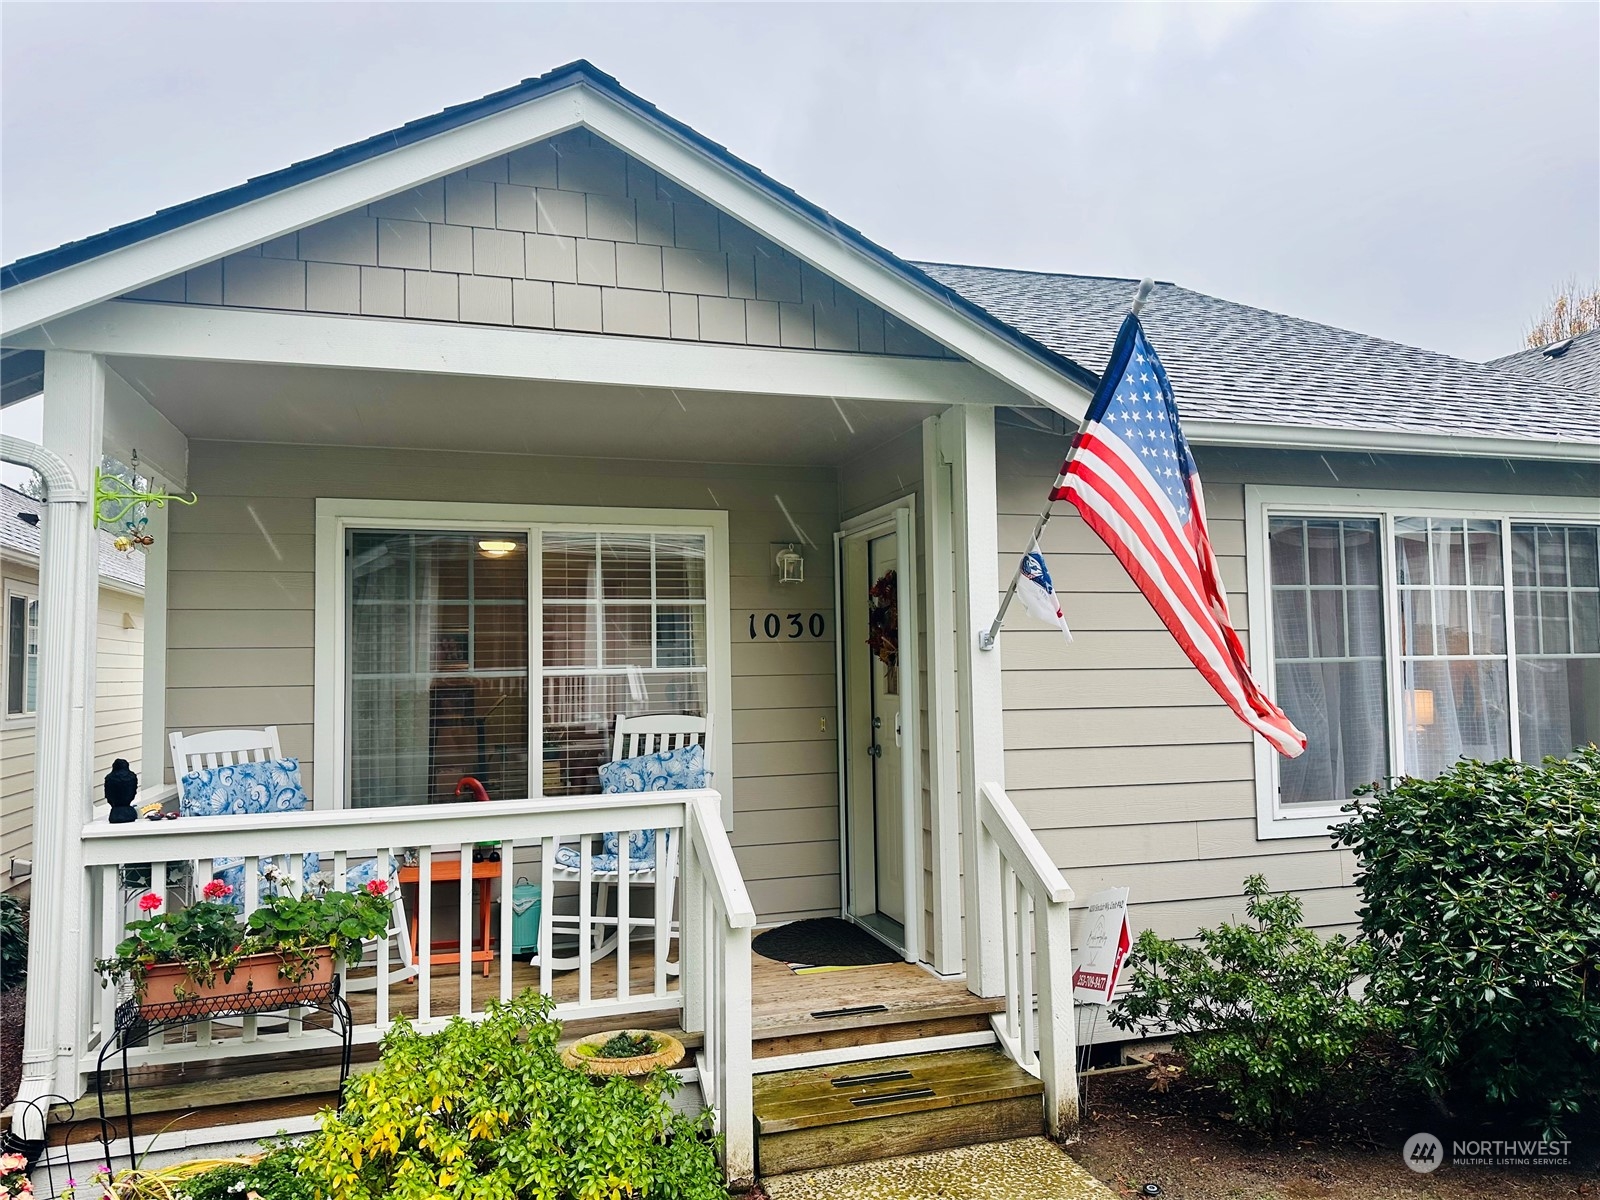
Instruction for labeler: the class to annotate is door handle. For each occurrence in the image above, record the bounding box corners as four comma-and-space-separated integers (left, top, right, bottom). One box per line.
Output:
895, 712, 902, 747
866, 744, 883, 759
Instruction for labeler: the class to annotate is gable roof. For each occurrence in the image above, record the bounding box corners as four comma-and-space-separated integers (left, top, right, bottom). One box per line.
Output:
1, 484, 145, 591
2, 61, 1591, 460
918, 264, 1600, 448
1488, 328, 1600, 395
0, 60, 1091, 395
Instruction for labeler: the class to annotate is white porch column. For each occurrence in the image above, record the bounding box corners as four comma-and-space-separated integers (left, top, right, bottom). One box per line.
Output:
921, 417, 964, 976
15, 351, 105, 1112
939, 405, 1006, 997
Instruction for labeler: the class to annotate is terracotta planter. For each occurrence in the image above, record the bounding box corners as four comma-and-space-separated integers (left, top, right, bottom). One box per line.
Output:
561, 1029, 686, 1077
138, 947, 334, 1014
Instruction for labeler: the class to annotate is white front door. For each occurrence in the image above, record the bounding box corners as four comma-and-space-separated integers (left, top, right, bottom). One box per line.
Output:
838, 507, 919, 954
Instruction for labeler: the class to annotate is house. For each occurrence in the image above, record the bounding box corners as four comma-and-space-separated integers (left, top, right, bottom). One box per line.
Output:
1, 484, 145, 895
0, 60, 1595, 1185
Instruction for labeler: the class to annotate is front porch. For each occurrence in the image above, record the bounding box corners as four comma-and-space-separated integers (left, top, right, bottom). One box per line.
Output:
6, 345, 1082, 1186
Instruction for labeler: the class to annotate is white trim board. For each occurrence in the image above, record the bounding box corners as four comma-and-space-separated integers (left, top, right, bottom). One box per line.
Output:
1245, 483, 1600, 840
1, 80, 1084, 423
9, 301, 1029, 409
312, 497, 733, 826
835, 494, 924, 967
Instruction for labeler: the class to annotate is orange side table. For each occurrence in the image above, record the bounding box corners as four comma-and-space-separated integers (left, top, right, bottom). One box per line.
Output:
398, 857, 500, 977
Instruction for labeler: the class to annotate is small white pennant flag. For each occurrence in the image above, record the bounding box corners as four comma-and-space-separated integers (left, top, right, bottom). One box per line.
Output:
1017, 540, 1072, 642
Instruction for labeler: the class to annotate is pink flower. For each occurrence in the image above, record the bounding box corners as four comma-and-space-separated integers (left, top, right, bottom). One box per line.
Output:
137, 892, 162, 913
201, 880, 234, 901
365, 879, 389, 897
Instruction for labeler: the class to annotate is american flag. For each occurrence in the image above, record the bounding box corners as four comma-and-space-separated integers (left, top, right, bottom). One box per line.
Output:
1051, 314, 1305, 757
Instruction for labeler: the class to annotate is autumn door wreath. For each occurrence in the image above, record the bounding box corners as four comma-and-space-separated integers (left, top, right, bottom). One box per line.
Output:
867, 568, 899, 693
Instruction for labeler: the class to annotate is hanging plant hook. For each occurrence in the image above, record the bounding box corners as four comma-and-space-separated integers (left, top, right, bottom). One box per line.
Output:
93, 467, 198, 532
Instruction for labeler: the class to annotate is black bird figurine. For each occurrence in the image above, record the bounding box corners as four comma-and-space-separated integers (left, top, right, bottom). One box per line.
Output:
105, 758, 139, 824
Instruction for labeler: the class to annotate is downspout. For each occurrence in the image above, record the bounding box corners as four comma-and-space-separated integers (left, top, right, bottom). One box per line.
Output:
0, 433, 89, 1149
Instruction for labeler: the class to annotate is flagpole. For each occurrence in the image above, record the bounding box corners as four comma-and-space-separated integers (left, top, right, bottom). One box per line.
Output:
978, 277, 1154, 652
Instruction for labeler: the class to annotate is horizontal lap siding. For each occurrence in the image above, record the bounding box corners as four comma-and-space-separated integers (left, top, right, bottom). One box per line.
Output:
166, 440, 840, 923
994, 424, 1356, 947
2, 562, 143, 891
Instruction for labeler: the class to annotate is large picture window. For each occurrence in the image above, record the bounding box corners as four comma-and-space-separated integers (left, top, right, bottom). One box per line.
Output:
1249, 489, 1599, 837
318, 501, 729, 814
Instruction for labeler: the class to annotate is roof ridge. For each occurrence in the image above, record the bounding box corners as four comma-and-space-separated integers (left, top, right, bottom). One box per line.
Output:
911, 260, 1162, 287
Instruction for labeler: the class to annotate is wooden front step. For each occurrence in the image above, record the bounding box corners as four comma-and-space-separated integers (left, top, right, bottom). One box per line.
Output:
753, 1045, 1044, 1176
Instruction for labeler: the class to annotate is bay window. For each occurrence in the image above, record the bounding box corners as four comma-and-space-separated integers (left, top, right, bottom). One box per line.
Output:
317, 501, 728, 816
1249, 489, 1600, 837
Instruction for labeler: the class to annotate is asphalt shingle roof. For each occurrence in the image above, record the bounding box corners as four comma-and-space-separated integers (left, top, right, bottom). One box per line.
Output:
0, 485, 145, 590
917, 264, 1600, 448
1489, 328, 1600, 396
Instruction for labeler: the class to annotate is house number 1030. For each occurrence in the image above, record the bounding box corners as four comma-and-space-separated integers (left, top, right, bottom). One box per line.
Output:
746, 612, 828, 640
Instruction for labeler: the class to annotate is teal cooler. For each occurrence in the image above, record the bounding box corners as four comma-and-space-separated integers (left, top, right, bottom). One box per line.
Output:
510, 880, 543, 954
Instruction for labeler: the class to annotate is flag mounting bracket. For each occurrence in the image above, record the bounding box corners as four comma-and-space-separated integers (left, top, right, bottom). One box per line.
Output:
978, 277, 1154, 653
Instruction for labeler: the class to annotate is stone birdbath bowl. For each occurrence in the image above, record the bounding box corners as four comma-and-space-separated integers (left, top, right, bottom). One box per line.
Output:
561, 1029, 686, 1077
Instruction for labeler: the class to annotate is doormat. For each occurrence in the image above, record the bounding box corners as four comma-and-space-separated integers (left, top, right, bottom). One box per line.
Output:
752, 918, 902, 971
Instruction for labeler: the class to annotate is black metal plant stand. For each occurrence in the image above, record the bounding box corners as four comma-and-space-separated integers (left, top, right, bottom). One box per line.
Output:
94, 976, 353, 1169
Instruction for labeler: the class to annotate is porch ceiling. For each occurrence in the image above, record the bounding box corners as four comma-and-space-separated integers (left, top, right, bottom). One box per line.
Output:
109, 356, 945, 466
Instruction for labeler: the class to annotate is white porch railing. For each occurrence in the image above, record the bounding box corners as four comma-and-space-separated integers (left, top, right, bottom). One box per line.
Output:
78, 787, 753, 1181
681, 790, 756, 1187
976, 781, 1079, 1138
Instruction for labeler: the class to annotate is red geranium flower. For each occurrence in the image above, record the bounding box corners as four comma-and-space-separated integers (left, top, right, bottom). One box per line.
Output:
201, 880, 235, 901
365, 879, 389, 897
137, 892, 162, 913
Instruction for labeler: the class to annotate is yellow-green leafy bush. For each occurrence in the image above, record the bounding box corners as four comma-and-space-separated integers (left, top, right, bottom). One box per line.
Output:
296, 991, 725, 1200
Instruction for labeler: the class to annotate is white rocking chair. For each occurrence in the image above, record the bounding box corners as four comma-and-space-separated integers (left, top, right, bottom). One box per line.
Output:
169, 725, 417, 990
533, 713, 706, 974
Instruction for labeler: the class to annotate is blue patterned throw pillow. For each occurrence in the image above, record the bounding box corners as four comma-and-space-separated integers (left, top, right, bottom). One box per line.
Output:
552, 743, 707, 873
180, 757, 311, 817
597, 743, 707, 795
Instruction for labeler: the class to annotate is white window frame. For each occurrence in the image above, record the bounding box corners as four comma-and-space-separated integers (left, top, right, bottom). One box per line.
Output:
1246, 484, 1600, 839
314, 498, 733, 825
3, 581, 40, 724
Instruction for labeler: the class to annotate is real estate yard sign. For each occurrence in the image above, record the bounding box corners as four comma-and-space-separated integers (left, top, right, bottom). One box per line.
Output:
1072, 887, 1131, 1005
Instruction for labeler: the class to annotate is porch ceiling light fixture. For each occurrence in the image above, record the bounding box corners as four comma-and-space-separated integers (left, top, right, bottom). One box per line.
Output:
477, 539, 520, 558
774, 543, 805, 584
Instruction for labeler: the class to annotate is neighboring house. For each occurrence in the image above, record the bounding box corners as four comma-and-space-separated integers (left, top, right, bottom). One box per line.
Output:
0, 61, 1594, 1181
0, 484, 144, 894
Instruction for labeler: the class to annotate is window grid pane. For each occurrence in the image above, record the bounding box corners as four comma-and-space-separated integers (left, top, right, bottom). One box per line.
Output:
1396, 516, 1511, 780
1268, 518, 1388, 806
346, 530, 529, 808
1513, 523, 1600, 763
542, 531, 709, 797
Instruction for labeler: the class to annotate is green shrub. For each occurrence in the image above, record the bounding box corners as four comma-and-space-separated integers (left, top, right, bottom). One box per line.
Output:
1334, 749, 1600, 1138
178, 1140, 311, 1200
296, 990, 726, 1200
0, 892, 24, 990
1108, 874, 1387, 1134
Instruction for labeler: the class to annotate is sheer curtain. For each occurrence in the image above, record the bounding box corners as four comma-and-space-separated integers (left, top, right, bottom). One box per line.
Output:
345, 529, 530, 808
1514, 523, 1600, 762
1270, 518, 1388, 806
1395, 517, 1510, 780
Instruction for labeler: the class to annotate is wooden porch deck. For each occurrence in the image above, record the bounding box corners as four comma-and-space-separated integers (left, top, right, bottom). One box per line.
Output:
53, 948, 1001, 1146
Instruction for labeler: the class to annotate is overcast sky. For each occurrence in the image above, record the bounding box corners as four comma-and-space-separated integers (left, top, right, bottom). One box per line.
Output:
2, 2, 1596, 371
